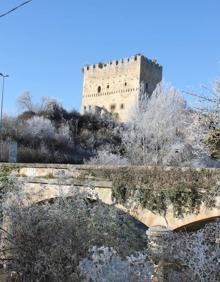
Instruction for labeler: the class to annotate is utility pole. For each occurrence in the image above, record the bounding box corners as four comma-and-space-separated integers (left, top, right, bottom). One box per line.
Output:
0, 73, 9, 161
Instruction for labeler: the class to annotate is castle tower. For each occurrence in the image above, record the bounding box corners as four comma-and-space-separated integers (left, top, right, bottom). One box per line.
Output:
81, 54, 162, 122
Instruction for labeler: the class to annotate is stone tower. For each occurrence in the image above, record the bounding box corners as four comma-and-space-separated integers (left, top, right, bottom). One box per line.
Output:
81, 54, 162, 122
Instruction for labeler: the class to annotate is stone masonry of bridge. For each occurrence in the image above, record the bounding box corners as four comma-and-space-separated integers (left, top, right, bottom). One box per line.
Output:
2, 163, 220, 231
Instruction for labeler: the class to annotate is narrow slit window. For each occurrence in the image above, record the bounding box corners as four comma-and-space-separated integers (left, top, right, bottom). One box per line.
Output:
145, 83, 149, 91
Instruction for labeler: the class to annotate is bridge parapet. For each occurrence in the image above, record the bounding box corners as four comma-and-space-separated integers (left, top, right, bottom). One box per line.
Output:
1, 163, 220, 230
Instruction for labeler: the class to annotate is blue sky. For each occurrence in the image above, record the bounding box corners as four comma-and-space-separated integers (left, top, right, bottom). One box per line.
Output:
0, 0, 220, 114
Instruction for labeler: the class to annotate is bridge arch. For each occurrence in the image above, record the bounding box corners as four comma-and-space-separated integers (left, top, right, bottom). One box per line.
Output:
6, 163, 220, 232
21, 181, 220, 231
174, 216, 220, 232
31, 195, 149, 232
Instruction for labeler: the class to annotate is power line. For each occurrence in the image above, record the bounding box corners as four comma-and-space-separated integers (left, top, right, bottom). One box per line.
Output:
0, 0, 33, 18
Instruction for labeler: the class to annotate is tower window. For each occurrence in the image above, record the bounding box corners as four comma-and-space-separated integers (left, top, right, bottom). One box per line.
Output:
120, 104, 124, 109
116, 60, 118, 65
124, 82, 127, 86
145, 83, 149, 91
110, 104, 116, 111
134, 56, 137, 61
107, 84, 109, 89
97, 86, 101, 93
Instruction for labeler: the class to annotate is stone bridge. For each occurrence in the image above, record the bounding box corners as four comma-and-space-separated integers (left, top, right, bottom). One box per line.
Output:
3, 163, 220, 231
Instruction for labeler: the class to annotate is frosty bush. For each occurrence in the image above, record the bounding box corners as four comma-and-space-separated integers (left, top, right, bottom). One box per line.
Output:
1, 192, 148, 281
56, 124, 72, 144
0, 173, 219, 281
23, 116, 56, 140
1, 93, 122, 163
80, 246, 152, 282
87, 148, 128, 165
3, 84, 220, 165
151, 220, 220, 282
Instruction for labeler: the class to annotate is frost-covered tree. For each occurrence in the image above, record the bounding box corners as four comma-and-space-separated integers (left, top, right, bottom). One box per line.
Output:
210, 80, 220, 128
189, 79, 220, 129
120, 83, 211, 166
185, 80, 220, 161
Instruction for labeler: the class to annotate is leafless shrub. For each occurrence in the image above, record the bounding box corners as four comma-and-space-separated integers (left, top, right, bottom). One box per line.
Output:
1, 191, 148, 281
0, 175, 219, 281
80, 246, 152, 282
22, 116, 56, 140
17, 92, 58, 114
86, 148, 128, 166
150, 220, 220, 282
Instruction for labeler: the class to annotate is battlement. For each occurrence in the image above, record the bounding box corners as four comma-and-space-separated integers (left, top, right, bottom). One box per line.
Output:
82, 54, 162, 73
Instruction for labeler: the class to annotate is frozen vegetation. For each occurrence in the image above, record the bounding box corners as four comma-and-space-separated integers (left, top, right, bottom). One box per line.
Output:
0, 80, 220, 167
0, 81, 219, 281
0, 183, 219, 281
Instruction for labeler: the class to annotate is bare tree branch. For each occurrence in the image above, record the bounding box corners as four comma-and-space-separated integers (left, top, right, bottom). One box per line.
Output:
182, 90, 216, 103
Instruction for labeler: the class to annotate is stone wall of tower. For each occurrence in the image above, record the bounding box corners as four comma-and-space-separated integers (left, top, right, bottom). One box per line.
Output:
140, 56, 162, 95
81, 54, 162, 122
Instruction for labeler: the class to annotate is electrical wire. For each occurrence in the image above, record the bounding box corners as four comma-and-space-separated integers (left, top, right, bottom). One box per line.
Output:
0, 0, 33, 18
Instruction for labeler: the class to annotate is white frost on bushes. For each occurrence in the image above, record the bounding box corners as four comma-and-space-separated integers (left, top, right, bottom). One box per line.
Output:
23, 116, 72, 145
79, 222, 219, 281
87, 149, 129, 165
86, 83, 216, 167
79, 246, 153, 282
153, 220, 220, 282
23, 116, 56, 139
56, 124, 72, 144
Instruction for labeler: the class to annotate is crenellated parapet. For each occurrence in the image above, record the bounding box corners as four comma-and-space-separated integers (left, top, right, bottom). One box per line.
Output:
82, 54, 162, 73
